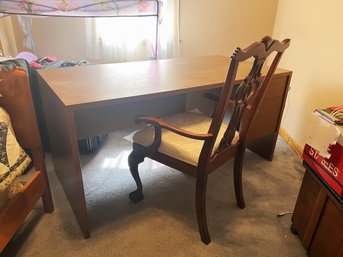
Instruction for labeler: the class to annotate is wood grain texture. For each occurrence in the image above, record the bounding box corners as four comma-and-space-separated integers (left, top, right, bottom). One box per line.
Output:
0, 172, 45, 252
291, 170, 322, 241
247, 73, 292, 160
37, 56, 291, 110
39, 76, 90, 238
309, 199, 343, 257
0, 66, 54, 252
0, 68, 41, 148
292, 165, 343, 257
302, 188, 327, 249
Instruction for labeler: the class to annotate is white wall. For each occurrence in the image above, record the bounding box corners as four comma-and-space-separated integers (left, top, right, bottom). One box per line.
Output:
180, 0, 279, 57
0, 16, 17, 56
11, 17, 88, 61
10, 0, 279, 59
273, 0, 343, 148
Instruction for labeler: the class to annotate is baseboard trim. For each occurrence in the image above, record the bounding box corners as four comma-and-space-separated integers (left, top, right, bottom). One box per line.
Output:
279, 127, 303, 159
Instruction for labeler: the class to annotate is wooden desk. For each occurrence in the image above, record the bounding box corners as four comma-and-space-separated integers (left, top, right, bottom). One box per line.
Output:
38, 56, 292, 238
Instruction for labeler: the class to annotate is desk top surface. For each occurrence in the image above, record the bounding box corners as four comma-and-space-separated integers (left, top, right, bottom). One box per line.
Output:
38, 55, 291, 110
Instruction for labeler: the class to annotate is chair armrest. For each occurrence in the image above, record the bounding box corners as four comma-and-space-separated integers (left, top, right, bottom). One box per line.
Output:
135, 115, 213, 141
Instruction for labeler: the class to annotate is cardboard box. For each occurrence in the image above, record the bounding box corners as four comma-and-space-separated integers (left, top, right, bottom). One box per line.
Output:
303, 108, 343, 197
303, 144, 343, 197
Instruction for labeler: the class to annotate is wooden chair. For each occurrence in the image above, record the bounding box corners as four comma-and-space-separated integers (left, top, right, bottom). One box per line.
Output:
0, 63, 54, 252
127, 36, 290, 244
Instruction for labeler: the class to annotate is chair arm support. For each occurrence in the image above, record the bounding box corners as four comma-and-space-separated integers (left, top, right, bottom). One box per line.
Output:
135, 115, 213, 140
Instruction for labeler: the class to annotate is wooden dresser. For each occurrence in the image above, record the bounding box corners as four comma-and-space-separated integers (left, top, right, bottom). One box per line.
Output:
291, 162, 343, 257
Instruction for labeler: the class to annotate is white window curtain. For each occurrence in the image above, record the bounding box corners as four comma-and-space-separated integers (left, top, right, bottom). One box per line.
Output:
17, 16, 36, 53
85, 0, 179, 63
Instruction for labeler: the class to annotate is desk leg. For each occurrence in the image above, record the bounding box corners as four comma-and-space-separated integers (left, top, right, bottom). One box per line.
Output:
39, 81, 90, 238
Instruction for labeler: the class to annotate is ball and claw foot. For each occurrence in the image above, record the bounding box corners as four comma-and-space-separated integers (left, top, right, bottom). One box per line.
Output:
129, 189, 144, 203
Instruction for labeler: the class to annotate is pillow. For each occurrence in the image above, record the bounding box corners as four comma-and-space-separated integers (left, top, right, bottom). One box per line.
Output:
0, 107, 31, 192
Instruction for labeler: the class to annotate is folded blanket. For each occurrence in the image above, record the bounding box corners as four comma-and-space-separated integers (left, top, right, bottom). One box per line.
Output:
0, 107, 31, 192
0, 178, 23, 210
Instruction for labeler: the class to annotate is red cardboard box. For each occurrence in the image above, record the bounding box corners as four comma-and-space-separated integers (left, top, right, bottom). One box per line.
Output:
303, 108, 343, 197
303, 143, 343, 197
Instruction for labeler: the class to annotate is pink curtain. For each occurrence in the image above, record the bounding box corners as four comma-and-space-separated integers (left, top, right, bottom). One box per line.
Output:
0, 0, 160, 17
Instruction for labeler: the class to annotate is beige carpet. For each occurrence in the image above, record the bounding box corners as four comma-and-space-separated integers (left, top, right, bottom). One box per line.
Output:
1, 130, 307, 257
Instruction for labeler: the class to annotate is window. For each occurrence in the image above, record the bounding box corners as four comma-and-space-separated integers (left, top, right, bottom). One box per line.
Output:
85, 0, 179, 63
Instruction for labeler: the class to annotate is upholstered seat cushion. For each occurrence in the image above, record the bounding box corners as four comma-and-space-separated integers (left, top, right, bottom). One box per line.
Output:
0, 108, 31, 192
132, 112, 239, 165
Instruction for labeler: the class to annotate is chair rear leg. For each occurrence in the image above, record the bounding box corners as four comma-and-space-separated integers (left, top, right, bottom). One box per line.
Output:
195, 172, 211, 244
234, 149, 246, 209
128, 150, 145, 203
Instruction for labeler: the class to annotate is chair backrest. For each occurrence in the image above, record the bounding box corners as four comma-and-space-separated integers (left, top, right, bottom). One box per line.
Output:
0, 63, 42, 149
203, 36, 290, 160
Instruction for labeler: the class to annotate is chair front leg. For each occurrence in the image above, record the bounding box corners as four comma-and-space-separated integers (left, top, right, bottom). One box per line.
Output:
128, 148, 146, 203
195, 170, 211, 244
234, 147, 246, 209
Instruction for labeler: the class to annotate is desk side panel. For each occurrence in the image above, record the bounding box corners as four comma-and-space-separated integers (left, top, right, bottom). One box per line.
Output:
38, 76, 90, 238
247, 73, 292, 160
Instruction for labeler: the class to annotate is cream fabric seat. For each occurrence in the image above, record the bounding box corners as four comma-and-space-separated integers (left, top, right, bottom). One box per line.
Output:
132, 112, 239, 165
